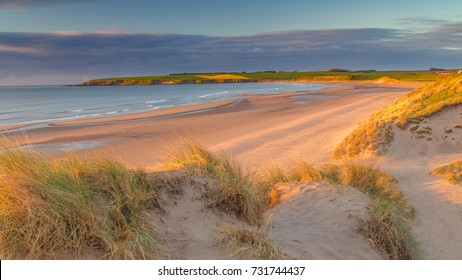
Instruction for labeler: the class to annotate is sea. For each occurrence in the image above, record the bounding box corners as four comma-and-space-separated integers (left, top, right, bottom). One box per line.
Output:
0, 82, 328, 130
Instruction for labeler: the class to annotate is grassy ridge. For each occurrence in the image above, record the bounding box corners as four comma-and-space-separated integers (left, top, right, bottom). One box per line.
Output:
81, 70, 445, 86
334, 73, 462, 158
162, 138, 270, 225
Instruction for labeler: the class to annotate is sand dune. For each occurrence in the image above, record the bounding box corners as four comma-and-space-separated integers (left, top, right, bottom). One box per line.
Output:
266, 182, 381, 259
151, 172, 382, 260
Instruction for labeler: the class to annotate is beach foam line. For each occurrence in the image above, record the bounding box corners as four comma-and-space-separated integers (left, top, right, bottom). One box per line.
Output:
49, 99, 241, 127
69, 109, 83, 113
199, 91, 229, 98
144, 99, 166, 104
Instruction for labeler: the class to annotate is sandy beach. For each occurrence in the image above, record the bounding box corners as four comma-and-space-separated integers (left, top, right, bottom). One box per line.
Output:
14, 83, 415, 168
8, 81, 462, 259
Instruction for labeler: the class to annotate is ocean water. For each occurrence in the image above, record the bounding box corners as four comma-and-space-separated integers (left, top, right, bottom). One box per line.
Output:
0, 82, 328, 129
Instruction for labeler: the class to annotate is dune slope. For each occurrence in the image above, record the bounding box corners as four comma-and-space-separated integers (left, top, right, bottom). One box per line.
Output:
334, 74, 462, 158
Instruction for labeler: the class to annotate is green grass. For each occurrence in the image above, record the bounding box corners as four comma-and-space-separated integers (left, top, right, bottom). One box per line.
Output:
81, 70, 445, 86
216, 224, 285, 260
431, 160, 462, 184
262, 161, 421, 260
0, 141, 162, 259
334, 73, 462, 158
162, 138, 271, 225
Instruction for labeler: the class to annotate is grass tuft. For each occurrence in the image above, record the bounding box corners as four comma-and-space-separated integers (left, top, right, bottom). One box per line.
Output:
0, 141, 162, 259
162, 137, 270, 225
217, 224, 285, 260
431, 160, 462, 184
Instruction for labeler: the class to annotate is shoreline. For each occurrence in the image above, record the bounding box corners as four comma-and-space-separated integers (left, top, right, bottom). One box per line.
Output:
1, 81, 418, 132
0, 81, 334, 132
8, 82, 419, 168
49, 99, 241, 127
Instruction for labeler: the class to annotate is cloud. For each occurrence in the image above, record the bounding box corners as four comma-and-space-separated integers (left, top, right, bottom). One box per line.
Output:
0, 22, 461, 85
0, 44, 42, 54
0, 0, 94, 9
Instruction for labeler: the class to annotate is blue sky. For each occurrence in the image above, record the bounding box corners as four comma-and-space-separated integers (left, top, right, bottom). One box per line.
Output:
0, 0, 461, 85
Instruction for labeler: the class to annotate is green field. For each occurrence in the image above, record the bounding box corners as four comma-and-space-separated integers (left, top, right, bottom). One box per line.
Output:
80, 70, 451, 86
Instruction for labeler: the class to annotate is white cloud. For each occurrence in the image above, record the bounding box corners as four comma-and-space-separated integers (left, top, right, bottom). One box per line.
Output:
0, 44, 42, 54
442, 46, 462, 50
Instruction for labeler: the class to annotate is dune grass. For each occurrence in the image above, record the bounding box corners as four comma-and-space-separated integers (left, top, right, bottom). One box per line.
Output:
431, 160, 462, 184
0, 141, 162, 259
262, 160, 421, 260
217, 224, 284, 260
0, 134, 423, 259
162, 138, 271, 225
334, 73, 462, 158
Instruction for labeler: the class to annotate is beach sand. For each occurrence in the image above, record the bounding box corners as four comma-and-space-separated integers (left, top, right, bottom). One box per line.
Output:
18, 83, 415, 168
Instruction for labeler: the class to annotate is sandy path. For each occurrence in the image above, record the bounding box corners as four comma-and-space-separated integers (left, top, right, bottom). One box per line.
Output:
382, 106, 462, 259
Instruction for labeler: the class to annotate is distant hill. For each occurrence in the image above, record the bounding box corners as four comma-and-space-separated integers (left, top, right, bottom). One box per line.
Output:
79, 70, 447, 86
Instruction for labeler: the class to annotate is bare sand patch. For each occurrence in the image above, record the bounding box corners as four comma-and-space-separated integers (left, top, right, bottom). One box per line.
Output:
266, 182, 381, 259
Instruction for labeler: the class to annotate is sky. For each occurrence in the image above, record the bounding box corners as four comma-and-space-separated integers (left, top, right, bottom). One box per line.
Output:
0, 0, 461, 85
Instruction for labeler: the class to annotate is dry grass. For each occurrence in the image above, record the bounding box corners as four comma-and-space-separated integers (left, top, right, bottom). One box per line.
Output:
261, 161, 421, 259
216, 224, 285, 260
162, 138, 270, 225
334, 73, 462, 158
431, 160, 462, 184
0, 141, 162, 259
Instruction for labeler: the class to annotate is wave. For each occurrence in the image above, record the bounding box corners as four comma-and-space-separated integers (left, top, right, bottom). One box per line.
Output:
104, 111, 118, 115
86, 106, 106, 111
142, 105, 160, 110
69, 109, 83, 113
57, 108, 84, 114
2, 107, 138, 127
144, 99, 166, 104
199, 91, 229, 98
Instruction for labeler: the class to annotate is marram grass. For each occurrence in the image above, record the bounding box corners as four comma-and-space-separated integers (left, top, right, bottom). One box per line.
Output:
162, 138, 272, 225
431, 160, 462, 184
0, 141, 162, 259
216, 224, 285, 260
